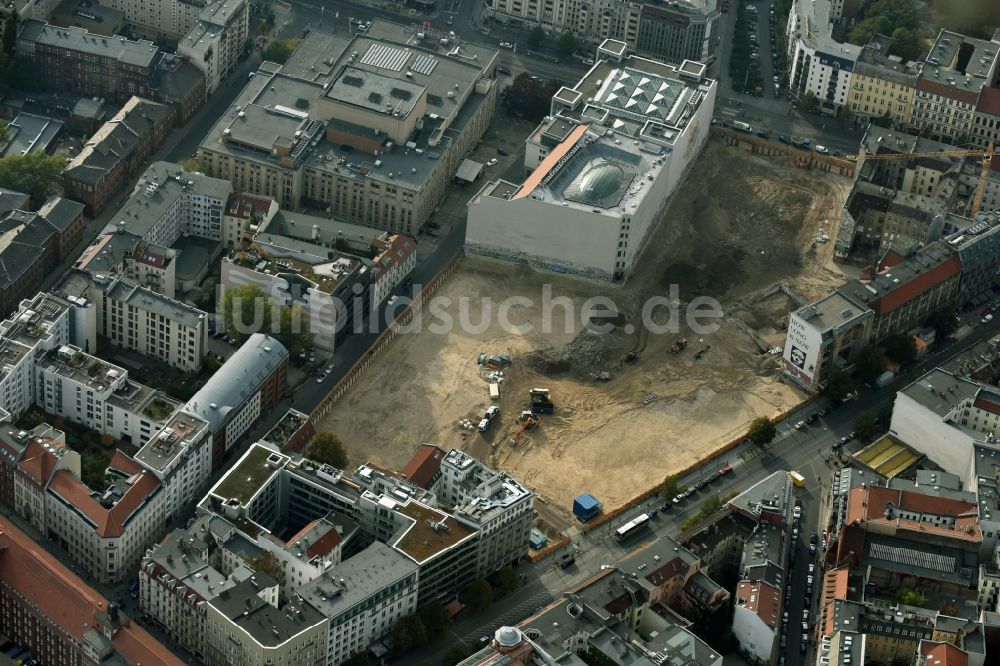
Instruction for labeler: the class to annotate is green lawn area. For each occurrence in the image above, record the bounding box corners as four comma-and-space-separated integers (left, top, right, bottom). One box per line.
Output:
212, 446, 280, 504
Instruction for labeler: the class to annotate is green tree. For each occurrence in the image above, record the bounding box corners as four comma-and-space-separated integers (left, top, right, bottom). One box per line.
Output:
501, 72, 561, 122
16, 409, 44, 430
746, 416, 776, 446
0, 121, 8, 147
491, 565, 519, 597
841, 0, 864, 18
877, 395, 895, 428
464, 577, 493, 611
246, 550, 287, 586
417, 601, 452, 636
890, 26, 924, 62
800, 92, 818, 113
822, 367, 854, 402
0, 9, 17, 71
882, 333, 916, 365
925, 308, 957, 339
854, 346, 885, 382
277, 303, 314, 357
442, 642, 474, 666
0, 152, 66, 207
222, 283, 271, 341
261, 38, 301, 64
698, 494, 723, 519
682, 514, 701, 531
180, 157, 202, 172
662, 474, 681, 499
391, 614, 428, 653
853, 411, 879, 441
308, 431, 348, 469
526, 25, 546, 49
4, 55, 43, 92
557, 30, 577, 56
895, 588, 927, 607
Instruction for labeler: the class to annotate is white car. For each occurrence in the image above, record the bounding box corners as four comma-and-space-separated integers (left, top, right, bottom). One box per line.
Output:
387, 295, 399, 307
486, 405, 500, 419
487, 158, 498, 167
793, 505, 802, 519
982, 313, 993, 324
794, 420, 806, 429
316, 372, 327, 384
814, 145, 830, 154
478, 418, 490, 432
583, 58, 594, 65
499, 41, 514, 49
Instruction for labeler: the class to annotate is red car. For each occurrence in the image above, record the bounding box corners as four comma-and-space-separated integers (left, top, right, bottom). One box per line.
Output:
718, 465, 733, 476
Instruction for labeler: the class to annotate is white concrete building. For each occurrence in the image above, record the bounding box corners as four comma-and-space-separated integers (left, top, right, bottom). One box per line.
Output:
889, 369, 982, 477
785, 0, 860, 111
466, 43, 716, 282
100, 0, 208, 41
34, 344, 128, 431
177, 0, 249, 94
222, 192, 279, 249
300, 541, 418, 666
134, 409, 212, 520
0, 293, 72, 419
732, 580, 780, 663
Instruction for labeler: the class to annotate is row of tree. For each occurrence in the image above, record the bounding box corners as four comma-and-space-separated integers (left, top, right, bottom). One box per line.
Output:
220, 283, 316, 357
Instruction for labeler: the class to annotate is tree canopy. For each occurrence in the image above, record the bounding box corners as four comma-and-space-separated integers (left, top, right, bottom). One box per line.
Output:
0, 152, 67, 207
853, 411, 879, 441
308, 431, 348, 469
747, 417, 777, 446
501, 73, 561, 122
557, 31, 577, 56
882, 333, 916, 365
848, 0, 925, 60
527, 25, 546, 48
221, 283, 312, 352
464, 577, 493, 611
854, 346, 886, 382
261, 38, 302, 64
822, 367, 854, 402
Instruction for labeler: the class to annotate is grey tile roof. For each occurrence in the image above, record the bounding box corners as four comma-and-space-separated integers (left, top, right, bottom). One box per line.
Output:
18, 19, 159, 68
37, 198, 83, 232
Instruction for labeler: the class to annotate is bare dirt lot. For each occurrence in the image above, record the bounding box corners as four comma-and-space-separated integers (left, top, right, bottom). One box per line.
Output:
318, 140, 852, 523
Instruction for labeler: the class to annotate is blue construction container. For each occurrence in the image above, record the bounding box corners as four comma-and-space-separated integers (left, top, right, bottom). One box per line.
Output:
573, 493, 603, 521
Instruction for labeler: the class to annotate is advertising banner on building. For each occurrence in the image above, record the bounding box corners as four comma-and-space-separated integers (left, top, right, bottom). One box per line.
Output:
783, 312, 821, 389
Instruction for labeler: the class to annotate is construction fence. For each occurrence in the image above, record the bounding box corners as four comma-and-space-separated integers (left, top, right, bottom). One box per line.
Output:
711, 126, 857, 178
581, 392, 821, 533
309, 250, 465, 423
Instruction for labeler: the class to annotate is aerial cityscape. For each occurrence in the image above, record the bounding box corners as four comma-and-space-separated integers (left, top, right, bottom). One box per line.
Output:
1, 0, 1000, 665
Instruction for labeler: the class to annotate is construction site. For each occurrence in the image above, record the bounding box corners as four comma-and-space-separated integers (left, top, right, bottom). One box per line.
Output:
317, 140, 854, 530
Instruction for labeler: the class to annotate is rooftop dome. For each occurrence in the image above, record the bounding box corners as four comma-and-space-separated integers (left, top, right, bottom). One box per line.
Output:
563, 158, 634, 208
495, 626, 522, 647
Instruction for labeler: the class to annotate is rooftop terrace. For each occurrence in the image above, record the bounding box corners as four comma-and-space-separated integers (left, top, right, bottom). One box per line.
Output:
136, 411, 210, 473
393, 500, 476, 564
211, 444, 288, 505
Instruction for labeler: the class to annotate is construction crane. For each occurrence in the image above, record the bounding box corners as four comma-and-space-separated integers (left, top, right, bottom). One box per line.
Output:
847, 141, 996, 215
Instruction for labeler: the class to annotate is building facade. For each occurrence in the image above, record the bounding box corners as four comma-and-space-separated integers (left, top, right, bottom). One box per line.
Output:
177, 0, 249, 94
847, 34, 918, 125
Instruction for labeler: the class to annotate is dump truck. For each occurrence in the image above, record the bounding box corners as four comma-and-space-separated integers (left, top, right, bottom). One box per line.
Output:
573, 493, 603, 521
789, 471, 806, 488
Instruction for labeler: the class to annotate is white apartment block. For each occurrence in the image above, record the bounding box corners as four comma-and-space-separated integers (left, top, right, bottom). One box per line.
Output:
300, 541, 418, 666
786, 0, 859, 110
370, 234, 417, 307
0, 293, 72, 419
178, 0, 250, 94
101, 0, 208, 40
34, 344, 128, 432
45, 451, 165, 584
134, 410, 212, 519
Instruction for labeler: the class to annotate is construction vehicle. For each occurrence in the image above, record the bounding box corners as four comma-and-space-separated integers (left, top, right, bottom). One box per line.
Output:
511, 413, 539, 443
529, 387, 554, 414
622, 351, 639, 364
849, 141, 996, 216
669, 338, 688, 354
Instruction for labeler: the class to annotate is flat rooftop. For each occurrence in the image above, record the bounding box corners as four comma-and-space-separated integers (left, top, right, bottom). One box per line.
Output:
1, 112, 63, 157
135, 411, 210, 473
727, 470, 793, 522
920, 30, 1000, 95
392, 500, 476, 564
40, 345, 124, 393
899, 368, 979, 418
103, 278, 207, 329
210, 444, 288, 505
794, 290, 871, 334
791, 0, 862, 60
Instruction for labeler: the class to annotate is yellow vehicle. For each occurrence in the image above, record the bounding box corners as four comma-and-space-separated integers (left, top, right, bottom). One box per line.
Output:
789, 471, 806, 488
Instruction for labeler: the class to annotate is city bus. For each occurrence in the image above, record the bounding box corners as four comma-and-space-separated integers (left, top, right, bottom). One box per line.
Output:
615, 512, 651, 542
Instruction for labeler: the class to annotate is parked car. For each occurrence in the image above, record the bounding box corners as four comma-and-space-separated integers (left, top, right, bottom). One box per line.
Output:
487, 158, 498, 167
793, 505, 802, 519
814, 145, 830, 154
497, 65, 511, 75
672, 493, 686, 504
486, 405, 500, 419
315, 373, 327, 384
478, 418, 491, 432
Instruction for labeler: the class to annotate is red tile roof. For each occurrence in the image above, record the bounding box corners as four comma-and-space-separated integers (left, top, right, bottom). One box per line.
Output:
973, 392, 1000, 416
15, 439, 60, 487
736, 580, 781, 628
305, 524, 343, 559
108, 449, 142, 476
48, 467, 160, 538
401, 444, 446, 489
845, 485, 980, 542
917, 78, 979, 105
919, 640, 969, 666
225, 192, 273, 220
0, 516, 181, 665
977, 86, 1000, 115
872, 255, 962, 315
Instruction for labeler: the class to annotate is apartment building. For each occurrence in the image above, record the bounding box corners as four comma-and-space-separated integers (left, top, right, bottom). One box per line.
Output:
221, 192, 278, 249
486, 0, 719, 67
910, 30, 1000, 142
41, 450, 165, 584
150, 52, 208, 126
63, 96, 175, 216
0, 199, 87, 319
110, 161, 232, 247
101, 0, 208, 41
75, 232, 177, 297
786, 0, 859, 111
198, 24, 498, 234
299, 542, 418, 665
972, 86, 1000, 149
134, 410, 212, 519
177, 0, 249, 94
34, 343, 128, 432
0, 292, 72, 419
836, 243, 962, 342
781, 290, 874, 392
945, 211, 1000, 307
436, 449, 533, 576
0, 515, 181, 666
848, 34, 919, 125
16, 20, 160, 103
11, 433, 78, 534
467, 42, 715, 281
183, 333, 287, 467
